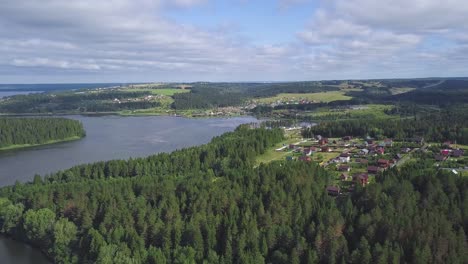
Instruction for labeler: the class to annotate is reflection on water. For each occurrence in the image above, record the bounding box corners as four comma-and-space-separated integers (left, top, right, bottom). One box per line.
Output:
0, 236, 50, 264
0, 115, 257, 263
0, 115, 257, 187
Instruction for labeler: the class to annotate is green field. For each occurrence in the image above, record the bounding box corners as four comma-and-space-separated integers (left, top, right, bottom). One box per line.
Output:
304, 104, 394, 120
255, 130, 302, 165
389, 87, 416, 95
257, 91, 352, 104
123, 88, 190, 96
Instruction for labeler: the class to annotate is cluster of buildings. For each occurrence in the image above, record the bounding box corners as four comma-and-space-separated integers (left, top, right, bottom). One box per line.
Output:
112, 94, 163, 104
280, 133, 467, 196
434, 141, 465, 161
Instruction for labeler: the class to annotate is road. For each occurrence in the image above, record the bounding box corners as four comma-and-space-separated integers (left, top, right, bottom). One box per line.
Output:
421, 80, 445, 89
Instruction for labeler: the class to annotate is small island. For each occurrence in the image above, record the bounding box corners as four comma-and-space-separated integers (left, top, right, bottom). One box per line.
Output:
0, 117, 85, 151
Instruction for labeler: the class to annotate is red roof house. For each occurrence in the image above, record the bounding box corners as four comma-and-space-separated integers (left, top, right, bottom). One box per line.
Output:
368, 166, 380, 174
338, 165, 351, 172
440, 149, 450, 156
353, 173, 369, 186
319, 138, 329, 145
378, 159, 390, 168
326, 186, 341, 196
299, 156, 312, 162
376, 147, 385, 155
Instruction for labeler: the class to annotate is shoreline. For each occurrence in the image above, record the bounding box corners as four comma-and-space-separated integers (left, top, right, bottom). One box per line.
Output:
0, 235, 52, 263
0, 135, 84, 152
0, 111, 250, 119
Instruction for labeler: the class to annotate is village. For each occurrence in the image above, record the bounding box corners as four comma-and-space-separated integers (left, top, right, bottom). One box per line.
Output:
265, 127, 467, 197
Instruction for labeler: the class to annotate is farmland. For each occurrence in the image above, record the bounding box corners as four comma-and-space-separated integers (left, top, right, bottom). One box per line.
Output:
255, 91, 352, 104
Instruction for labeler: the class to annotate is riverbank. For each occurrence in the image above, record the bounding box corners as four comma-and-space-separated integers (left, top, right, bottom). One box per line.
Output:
0, 110, 249, 118
0, 136, 83, 152
0, 235, 51, 264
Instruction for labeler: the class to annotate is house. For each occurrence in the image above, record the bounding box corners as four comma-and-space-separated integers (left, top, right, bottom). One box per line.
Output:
342, 136, 353, 141
339, 153, 351, 163
340, 173, 350, 181
299, 156, 312, 162
376, 147, 385, 155
368, 166, 380, 174
360, 149, 369, 155
360, 159, 369, 165
442, 141, 452, 148
318, 138, 329, 145
338, 165, 351, 172
401, 147, 411, 153
378, 159, 390, 168
326, 186, 341, 196
367, 144, 376, 150
321, 147, 332, 152
434, 154, 447, 161
367, 139, 375, 144
289, 144, 296, 150
407, 137, 424, 145
395, 154, 403, 160
440, 149, 451, 156
384, 139, 393, 147
452, 149, 464, 157
303, 148, 313, 156
315, 135, 323, 141
353, 173, 369, 186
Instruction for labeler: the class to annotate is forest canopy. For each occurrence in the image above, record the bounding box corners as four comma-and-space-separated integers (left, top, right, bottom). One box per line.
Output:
0, 117, 85, 149
0, 126, 466, 263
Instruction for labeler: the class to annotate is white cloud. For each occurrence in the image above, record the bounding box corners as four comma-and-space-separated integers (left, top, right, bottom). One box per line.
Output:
335, 0, 468, 32
293, 0, 468, 79
12, 58, 101, 70
0, 0, 466, 82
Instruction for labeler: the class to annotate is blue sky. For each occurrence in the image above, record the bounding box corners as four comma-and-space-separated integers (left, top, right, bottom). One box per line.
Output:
0, 0, 467, 83
166, 1, 317, 44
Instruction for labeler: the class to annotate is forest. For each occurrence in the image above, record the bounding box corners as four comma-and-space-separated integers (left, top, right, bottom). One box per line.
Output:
171, 82, 341, 110
0, 125, 466, 263
0, 91, 158, 113
1, 79, 467, 114
302, 109, 468, 144
0, 117, 85, 149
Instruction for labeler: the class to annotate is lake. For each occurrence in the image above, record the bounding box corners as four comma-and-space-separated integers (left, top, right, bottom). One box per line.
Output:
0, 115, 258, 263
0, 237, 50, 264
0, 115, 258, 186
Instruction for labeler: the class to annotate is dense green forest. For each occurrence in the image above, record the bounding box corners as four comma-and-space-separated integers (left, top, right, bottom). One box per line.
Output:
0, 91, 159, 113
0, 118, 85, 148
303, 109, 468, 144
1, 79, 467, 114
171, 82, 341, 110
0, 126, 466, 263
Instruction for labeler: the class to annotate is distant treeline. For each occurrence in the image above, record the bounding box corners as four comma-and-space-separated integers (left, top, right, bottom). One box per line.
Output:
0, 91, 158, 113
391, 80, 468, 105
0, 126, 466, 263
172, 87, 245, 110
0, 117, 85, 148
303, 110, 468, 144
171, 82, 340, 109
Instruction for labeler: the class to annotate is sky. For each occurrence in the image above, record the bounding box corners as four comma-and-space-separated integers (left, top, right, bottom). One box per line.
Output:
0, 0, 467, 83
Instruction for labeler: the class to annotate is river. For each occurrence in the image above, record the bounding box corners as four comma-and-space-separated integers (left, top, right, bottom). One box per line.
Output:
0, 114, 258, 263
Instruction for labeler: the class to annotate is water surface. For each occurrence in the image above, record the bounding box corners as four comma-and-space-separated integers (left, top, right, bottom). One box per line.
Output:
0, 237, 50, 264
0, 115, 257, 263
0, 115, 257, 186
